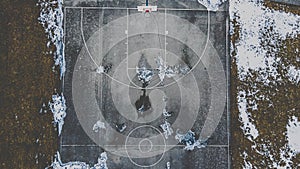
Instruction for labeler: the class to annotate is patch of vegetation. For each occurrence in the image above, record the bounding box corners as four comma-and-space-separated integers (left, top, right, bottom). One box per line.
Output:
264, 0, 300, 16
0, 1, 59, 168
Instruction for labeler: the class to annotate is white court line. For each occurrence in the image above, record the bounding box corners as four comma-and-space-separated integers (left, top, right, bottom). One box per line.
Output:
164, 8, 167, 66
65, 6, 229, 11
80, 8, 137, 89
66, 6, 137, 10
98, 8, 105, 154
122, 10, 211, 90
106, 144, 229, 147
77, 9, 228, 150
159, 8, 212, 11
61, 144, 228, 148
226, 13, 230, 169
60, 6, 66, 153
79, 7, 136, 91
151, 10, 210, 89
124, 10, 211, 90
80, 7, 211, 90
125, 8, 140, 89
81, 8, 99, 67
207, 145, 229, 148
125, 8, 147, 89
127, 68, 160, 70
63, 7, 229, 167
125, 10, 166, 89
61, 144, 184, 147
125, 9, 168, 89
105, 145, 185, 147
62, 7, 66, 93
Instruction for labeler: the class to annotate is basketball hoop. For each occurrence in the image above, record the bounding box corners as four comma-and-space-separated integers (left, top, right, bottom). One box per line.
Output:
137, 5, 157, 17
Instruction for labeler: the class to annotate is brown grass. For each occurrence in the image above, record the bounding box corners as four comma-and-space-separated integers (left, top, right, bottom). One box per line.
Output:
0, 0, 59, 168
264, 0, 300, 15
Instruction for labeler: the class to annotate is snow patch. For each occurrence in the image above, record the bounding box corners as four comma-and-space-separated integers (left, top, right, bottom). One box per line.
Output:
162, 108, 172, 117
116, 123, 127, 133
96, 66, 104, 74
175, 130, 206, 151
275, 147, 295, 168
159, 97, 173, 139
162, 97, 171, 118
93, 120, 106, 132
197, 0, 227, 11
49, 93, 66, 136
94, 152, 108, 169
166, 161, 171, 169
230, 0, 300, 83
160, 121, 174, 139
238, 90, 259, 141
156, 56, 167, 82
242, 151, 253, 169
136, 66, 153, 84
38, 0, 65, 78
287, 116, 300, 153
155, 56, 189, 83
287, 66, 300, 84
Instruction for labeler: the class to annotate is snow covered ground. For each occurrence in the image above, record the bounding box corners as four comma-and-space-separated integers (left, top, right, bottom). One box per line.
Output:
237, 90, 259, 142
38, 0, 67, 137
230, 0, 300, 83
230, 0, 300, 168
48, 93, 66, 136
38, 0, 65, 78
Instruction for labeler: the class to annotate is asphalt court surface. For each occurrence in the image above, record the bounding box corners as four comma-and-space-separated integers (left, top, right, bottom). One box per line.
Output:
61, 1, 229, 168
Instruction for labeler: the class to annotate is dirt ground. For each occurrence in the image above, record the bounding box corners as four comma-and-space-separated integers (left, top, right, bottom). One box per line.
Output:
0, 0, 59, 168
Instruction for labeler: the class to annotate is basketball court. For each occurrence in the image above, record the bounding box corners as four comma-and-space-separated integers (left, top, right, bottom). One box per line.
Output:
61, 1, 229, 168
